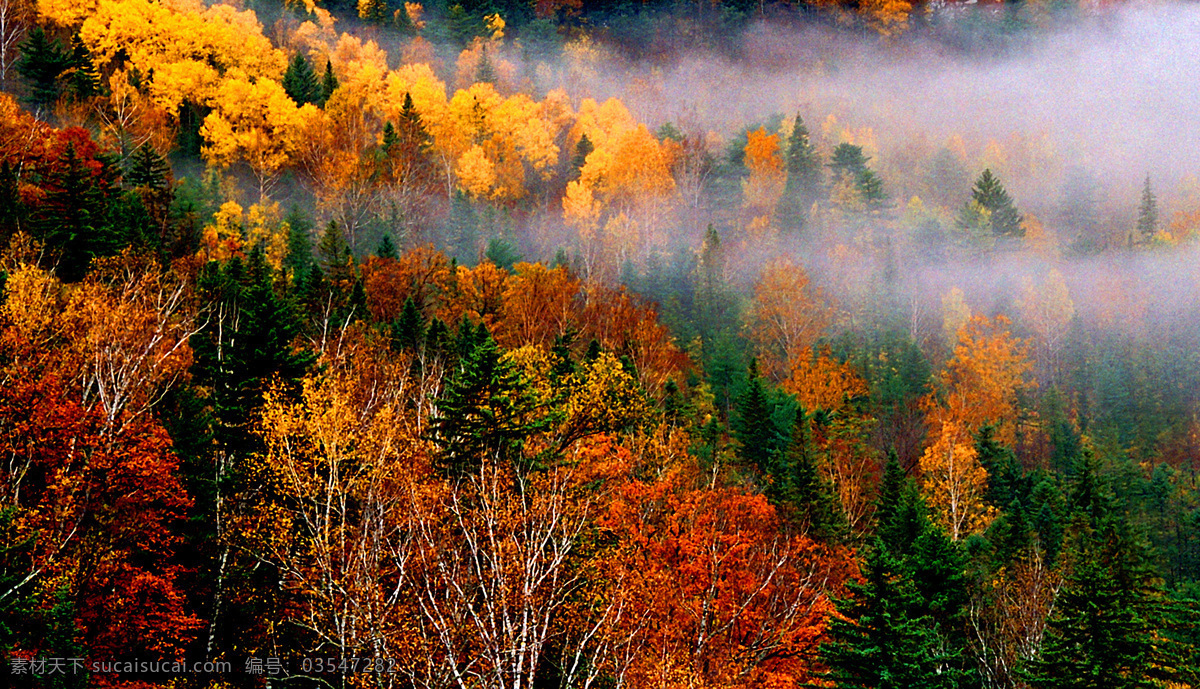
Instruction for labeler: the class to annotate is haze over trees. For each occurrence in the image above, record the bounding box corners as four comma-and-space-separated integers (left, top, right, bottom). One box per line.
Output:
2, 0, 1200, 687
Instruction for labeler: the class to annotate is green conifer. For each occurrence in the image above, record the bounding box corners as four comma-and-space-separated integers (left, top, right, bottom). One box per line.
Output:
282, 53, 320, 106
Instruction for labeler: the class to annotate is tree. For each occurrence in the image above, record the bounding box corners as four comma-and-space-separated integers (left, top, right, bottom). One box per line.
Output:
16, 27, 69, 108
747, 258, 832, 380
959, 169, 1023, 239
0, 0, 32, 84
429, 335, 546, 475
319, 59, 337, 107
1026, 520, 1197, 689
734, 358, 777, 475
780, 114, 821, 232
357, 0, 389, 23
919, 421, 996, 541
1136, 174, 1158, 243
820, 540, 957, 689
282, 52, 320, 106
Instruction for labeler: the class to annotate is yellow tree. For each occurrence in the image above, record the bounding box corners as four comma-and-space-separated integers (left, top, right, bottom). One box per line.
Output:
918, 421, 996, 541
1016, 268, 1074, 385
930, 315, 1033, 444
921, 315, 1031, 540
80, 0, 285, 119
201, 75, 310, 200
747, 259, 833, 381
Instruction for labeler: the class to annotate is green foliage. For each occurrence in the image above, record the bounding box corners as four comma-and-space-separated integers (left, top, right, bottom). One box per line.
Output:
779, 114, 821, 232
17, 27, 70, 108
821, 539, 963, 689
959, 169, 1023, 239
1136, 175, 1158, 243
319, 59, 338, 106
282, 53, 321, 106
430, 335, 547, 475
734, 358, 778, 475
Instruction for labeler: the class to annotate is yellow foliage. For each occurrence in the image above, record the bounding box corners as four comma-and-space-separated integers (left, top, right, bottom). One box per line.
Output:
200, 201, 245, 264
80, 0, 285, 113
38, 0, 97, 27
860, 0, 912, 37
919, 422, 997, 541
455, 144, 497, 199
200, 76, 305, 197
484, 12, 505, 39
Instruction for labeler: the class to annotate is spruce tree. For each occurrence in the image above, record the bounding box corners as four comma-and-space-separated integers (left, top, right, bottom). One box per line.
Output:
821, 540, 958, 689
282, 53, 320, 106
317, 220, 353, 285
779, 407, 844, 541
64, 33, 99, 101
571, 133, 594, 176
1136, 175, 1158, 243
734, 359, 776, 475
959, 169, 1024, 239
34, 142, 120, 281
828, 143, 869, 184
125, 143, 170, 190
16, 27, 70, 108
430, 335, 546, 475
318, 59, 338, 106
856, 167, 888, 209
392, 296, 425, 351
283, 206, 314, 278
779, 114, 822, 232
376, 233, 398, 259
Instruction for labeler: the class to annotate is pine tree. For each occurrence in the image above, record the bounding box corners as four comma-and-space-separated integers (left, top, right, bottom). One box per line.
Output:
1136, 175, 1158, 243
734, 359, 777, 475
283, 206, 313, 278
34, 142, 120, 281
959, 169, 1024, 239
16, 27, 70, 108
125, 143, 170, 190
65, 33, 99, 101
856, 167, 888, 209
381, 121, 400, 153
571, 134, 594, 176
317, 220, 353, 286
780, 114, 821, 232
375, 233, 398, 259
779, 407, 845, 541
1026, 520, 1195, 689
475, 44, 496, 84
821, 540, 958, 689
828, 143, 869, 184
282, 53, 320, 106
318, 59, 337, 106
430, 335, 546, 475
392, 296, 424, 350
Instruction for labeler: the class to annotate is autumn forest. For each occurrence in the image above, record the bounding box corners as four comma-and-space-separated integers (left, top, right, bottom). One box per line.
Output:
1, 0, 1199, 685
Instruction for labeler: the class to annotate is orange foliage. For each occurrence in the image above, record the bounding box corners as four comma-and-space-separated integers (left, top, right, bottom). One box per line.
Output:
437, 260, 509, 330
927, 315, 1033, 445
496, 262, 581, 348
361, 245, 454, 322
783, 346, 868, 412
747, 259, 833, 381
743, 127, 785, 212
603, 468, 852, 688
580, 286, 690, 397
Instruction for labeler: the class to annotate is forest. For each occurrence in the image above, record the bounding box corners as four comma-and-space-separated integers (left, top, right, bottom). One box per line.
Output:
1, 0, 1199, 685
